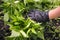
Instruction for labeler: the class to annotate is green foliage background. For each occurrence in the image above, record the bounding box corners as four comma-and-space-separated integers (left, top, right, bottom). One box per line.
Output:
0, 0, 60, 40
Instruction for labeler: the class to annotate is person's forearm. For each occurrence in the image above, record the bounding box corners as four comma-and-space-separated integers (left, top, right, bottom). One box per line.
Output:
49, 6, 60, 19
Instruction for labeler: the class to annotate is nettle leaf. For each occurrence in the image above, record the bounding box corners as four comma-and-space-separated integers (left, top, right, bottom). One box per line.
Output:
20, 30, 29, 38
34, 0, 41, 2
9, 30, 20, 37
24, 22, 31, 30
4, 12, 9, 22
14, 22, 20, 25
10, 25, 20, 32
15, 2, 25, 13
27, 29, 31, 35
3, 0, 9, 2
24, 0, 34, 5
10, 15, 17, 21
31, 28, 37, 34
24, 0, 27, 5
33, 23, 41, 29
14, 9, 19, 16
27, 0, 34, 2
37, 31, 44, 40
14, 1, 19, 4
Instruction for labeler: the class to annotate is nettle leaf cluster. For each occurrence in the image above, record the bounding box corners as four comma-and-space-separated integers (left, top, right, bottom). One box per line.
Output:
1, 0, 60, 40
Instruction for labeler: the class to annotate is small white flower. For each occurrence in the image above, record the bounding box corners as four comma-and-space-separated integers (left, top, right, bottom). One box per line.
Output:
14, 1, 19, 3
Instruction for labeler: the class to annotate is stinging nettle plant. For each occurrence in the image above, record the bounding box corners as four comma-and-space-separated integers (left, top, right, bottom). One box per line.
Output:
1, 0, 60, 40
3, 0, 45, 40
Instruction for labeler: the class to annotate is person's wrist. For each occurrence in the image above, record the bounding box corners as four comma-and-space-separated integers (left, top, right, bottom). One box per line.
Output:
49, 7, 60, 19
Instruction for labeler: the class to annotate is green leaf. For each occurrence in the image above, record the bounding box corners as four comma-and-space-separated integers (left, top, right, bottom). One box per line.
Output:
24, 0, 27, 5
31, 28, 37, 34
33, 23, 41, 29
14, 22, 20, 25
10, 25, 20, 32
37, 31, 44, 40
24, 0, 34, 5
27, 0, 34, 2
24, 22, 31, 29
4, 12, 9, 22
27, 29, 31, 35
14, 9, 19, 16
9, 30, 20, 37
34, 0, 40, 2
20, 30, 29, 38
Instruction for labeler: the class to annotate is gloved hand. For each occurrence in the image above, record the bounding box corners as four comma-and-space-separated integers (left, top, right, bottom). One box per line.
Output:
25, 9, 49, 22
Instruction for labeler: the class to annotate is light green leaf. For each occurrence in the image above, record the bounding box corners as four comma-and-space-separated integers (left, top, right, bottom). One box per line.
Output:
37, 31, 44, 40
27, 0, 34, 2
20, 30, 29, 38
14, 9, 19, 16
10, 25, 20, 32
4, 12, 9, 22
24, 0, 34, 5
34, 0, 40, 2
9, 30, 20, 37
24, 0, 27, 5
14, 22, 20, 25
24, 22, 31, 29
31, 28, 37, 34
33, 23, 41, 29
27, 29, 31, 35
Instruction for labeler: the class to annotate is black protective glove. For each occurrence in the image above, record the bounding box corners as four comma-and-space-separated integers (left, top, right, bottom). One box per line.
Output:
25, 9, 49, 22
